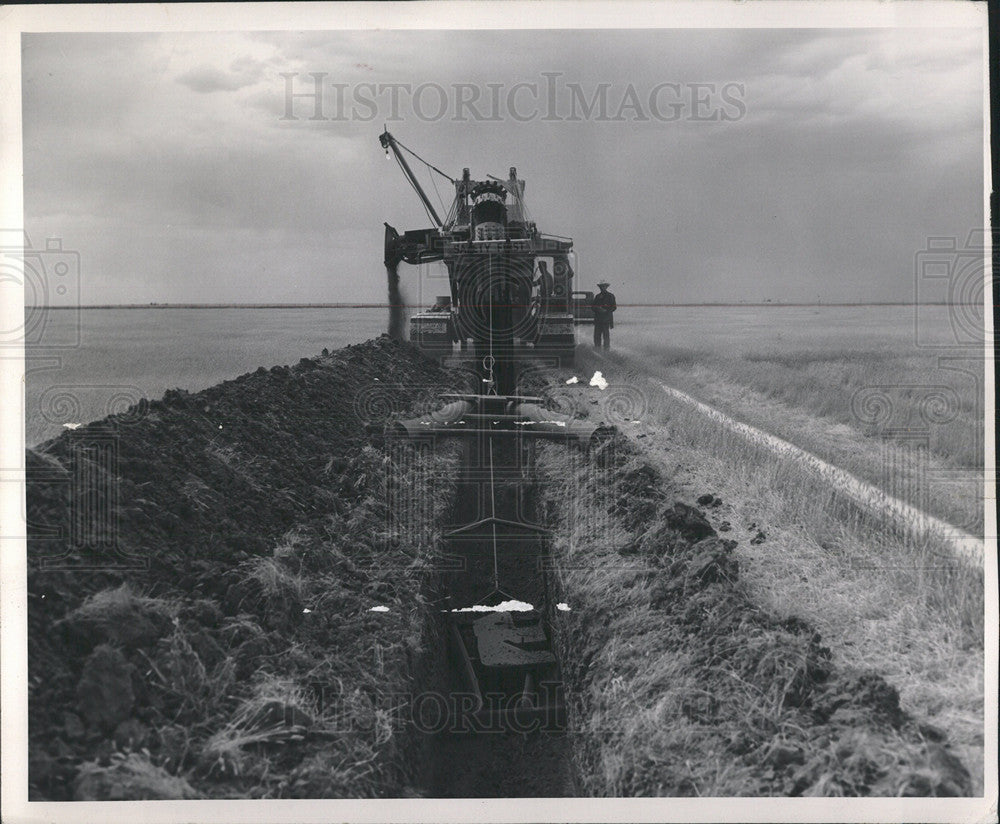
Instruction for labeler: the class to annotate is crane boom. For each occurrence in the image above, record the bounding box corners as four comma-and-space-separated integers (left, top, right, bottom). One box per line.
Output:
379, 130, 444, 228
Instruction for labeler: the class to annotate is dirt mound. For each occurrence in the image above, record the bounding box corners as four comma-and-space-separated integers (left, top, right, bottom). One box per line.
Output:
27, 336, 466, 800
538, 431, 973, 797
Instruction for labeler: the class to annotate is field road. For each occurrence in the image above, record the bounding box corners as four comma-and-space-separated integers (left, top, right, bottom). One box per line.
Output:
576, 345, 986, 568
656, 382, 984, 566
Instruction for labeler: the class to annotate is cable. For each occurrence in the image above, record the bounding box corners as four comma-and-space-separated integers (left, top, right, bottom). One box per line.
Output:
474, 432, 514, 607
489, 438, 499, 593
393, 137, 455, 183
487, 261, 501, 596
427, 165, 448, 220
489, 259, 495, 393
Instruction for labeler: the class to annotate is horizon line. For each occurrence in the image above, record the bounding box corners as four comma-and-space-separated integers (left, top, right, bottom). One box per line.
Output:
34, 301, 971, 309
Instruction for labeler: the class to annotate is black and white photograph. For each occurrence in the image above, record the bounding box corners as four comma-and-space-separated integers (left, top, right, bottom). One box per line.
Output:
1, 2, 995, 822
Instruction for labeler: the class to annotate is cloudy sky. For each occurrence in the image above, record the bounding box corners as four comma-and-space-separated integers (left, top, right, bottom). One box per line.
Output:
21, 25, 984, 305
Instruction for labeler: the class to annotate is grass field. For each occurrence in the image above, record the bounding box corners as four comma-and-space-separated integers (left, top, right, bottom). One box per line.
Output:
536, 425, 982, 796
559, 306, 989, 793
604, 305, 987, 536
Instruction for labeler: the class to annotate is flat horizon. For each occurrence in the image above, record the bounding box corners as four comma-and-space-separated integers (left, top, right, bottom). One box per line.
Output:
33, 301, 970, 309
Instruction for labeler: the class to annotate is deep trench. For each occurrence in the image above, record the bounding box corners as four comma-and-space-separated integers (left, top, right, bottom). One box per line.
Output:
412, 433, 576, 797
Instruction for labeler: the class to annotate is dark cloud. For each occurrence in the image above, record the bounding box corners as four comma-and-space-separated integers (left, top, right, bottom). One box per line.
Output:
176, 58, 265, 93
21, 28, 984, 305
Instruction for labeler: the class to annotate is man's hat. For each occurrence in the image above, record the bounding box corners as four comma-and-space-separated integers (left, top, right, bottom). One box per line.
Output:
597, 280, 610, 287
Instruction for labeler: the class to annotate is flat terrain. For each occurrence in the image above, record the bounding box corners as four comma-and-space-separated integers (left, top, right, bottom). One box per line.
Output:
594, 306, 985, 538
28, 305, 986, 507
22, 305, 989, 798
25, 307, 385, 445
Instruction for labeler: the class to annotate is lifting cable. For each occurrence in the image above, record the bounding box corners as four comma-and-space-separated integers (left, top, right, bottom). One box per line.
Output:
488, 268, 499, 594
393, 136, 456, 184
489, 439, 500, 594
426, 165, 448, 221
481, 260, 511, 603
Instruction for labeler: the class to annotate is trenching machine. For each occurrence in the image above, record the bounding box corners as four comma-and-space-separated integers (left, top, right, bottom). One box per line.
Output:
380, 131, 602, 729
381, 129, 578, 390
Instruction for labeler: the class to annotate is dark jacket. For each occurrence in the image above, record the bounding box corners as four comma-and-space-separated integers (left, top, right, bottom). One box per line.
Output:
591, 290, 617, 328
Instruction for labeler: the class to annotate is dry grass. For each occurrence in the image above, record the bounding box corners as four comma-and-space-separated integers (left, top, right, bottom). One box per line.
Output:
657, 436, 985, 791
536, 434, 980, 797
74, 751, 202, 800
202, 675, 318, 777
153, 619, 239, 728
59, 583, 180, 648
605, 307, 986, 535
649, 396, 985, 638
539, 352, 985, 793
684, 349, 981, 470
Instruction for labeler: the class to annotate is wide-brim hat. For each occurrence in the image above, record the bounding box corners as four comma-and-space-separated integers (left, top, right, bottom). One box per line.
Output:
597, 280, 611, 287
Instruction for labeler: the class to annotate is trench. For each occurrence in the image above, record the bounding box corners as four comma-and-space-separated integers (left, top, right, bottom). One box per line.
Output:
397, 355, 980, 799
411, 433, 576, 797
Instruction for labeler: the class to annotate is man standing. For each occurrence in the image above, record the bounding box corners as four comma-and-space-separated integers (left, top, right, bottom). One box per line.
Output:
533, 260, 553, 298
591, 280, 617, 350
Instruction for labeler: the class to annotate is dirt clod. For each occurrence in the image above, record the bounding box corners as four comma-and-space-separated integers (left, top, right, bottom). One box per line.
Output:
684, 537, 739, 586
74, 752, 202, 800
62, 712, 86, 740
113, 718, 150, 751
663, 502, 717, 543
765, 744, 806, 770
61, 585, 175, 651
76, 645, 135, 733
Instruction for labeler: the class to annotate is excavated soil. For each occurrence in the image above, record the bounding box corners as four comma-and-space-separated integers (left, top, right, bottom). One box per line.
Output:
26, 336, 469, 800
